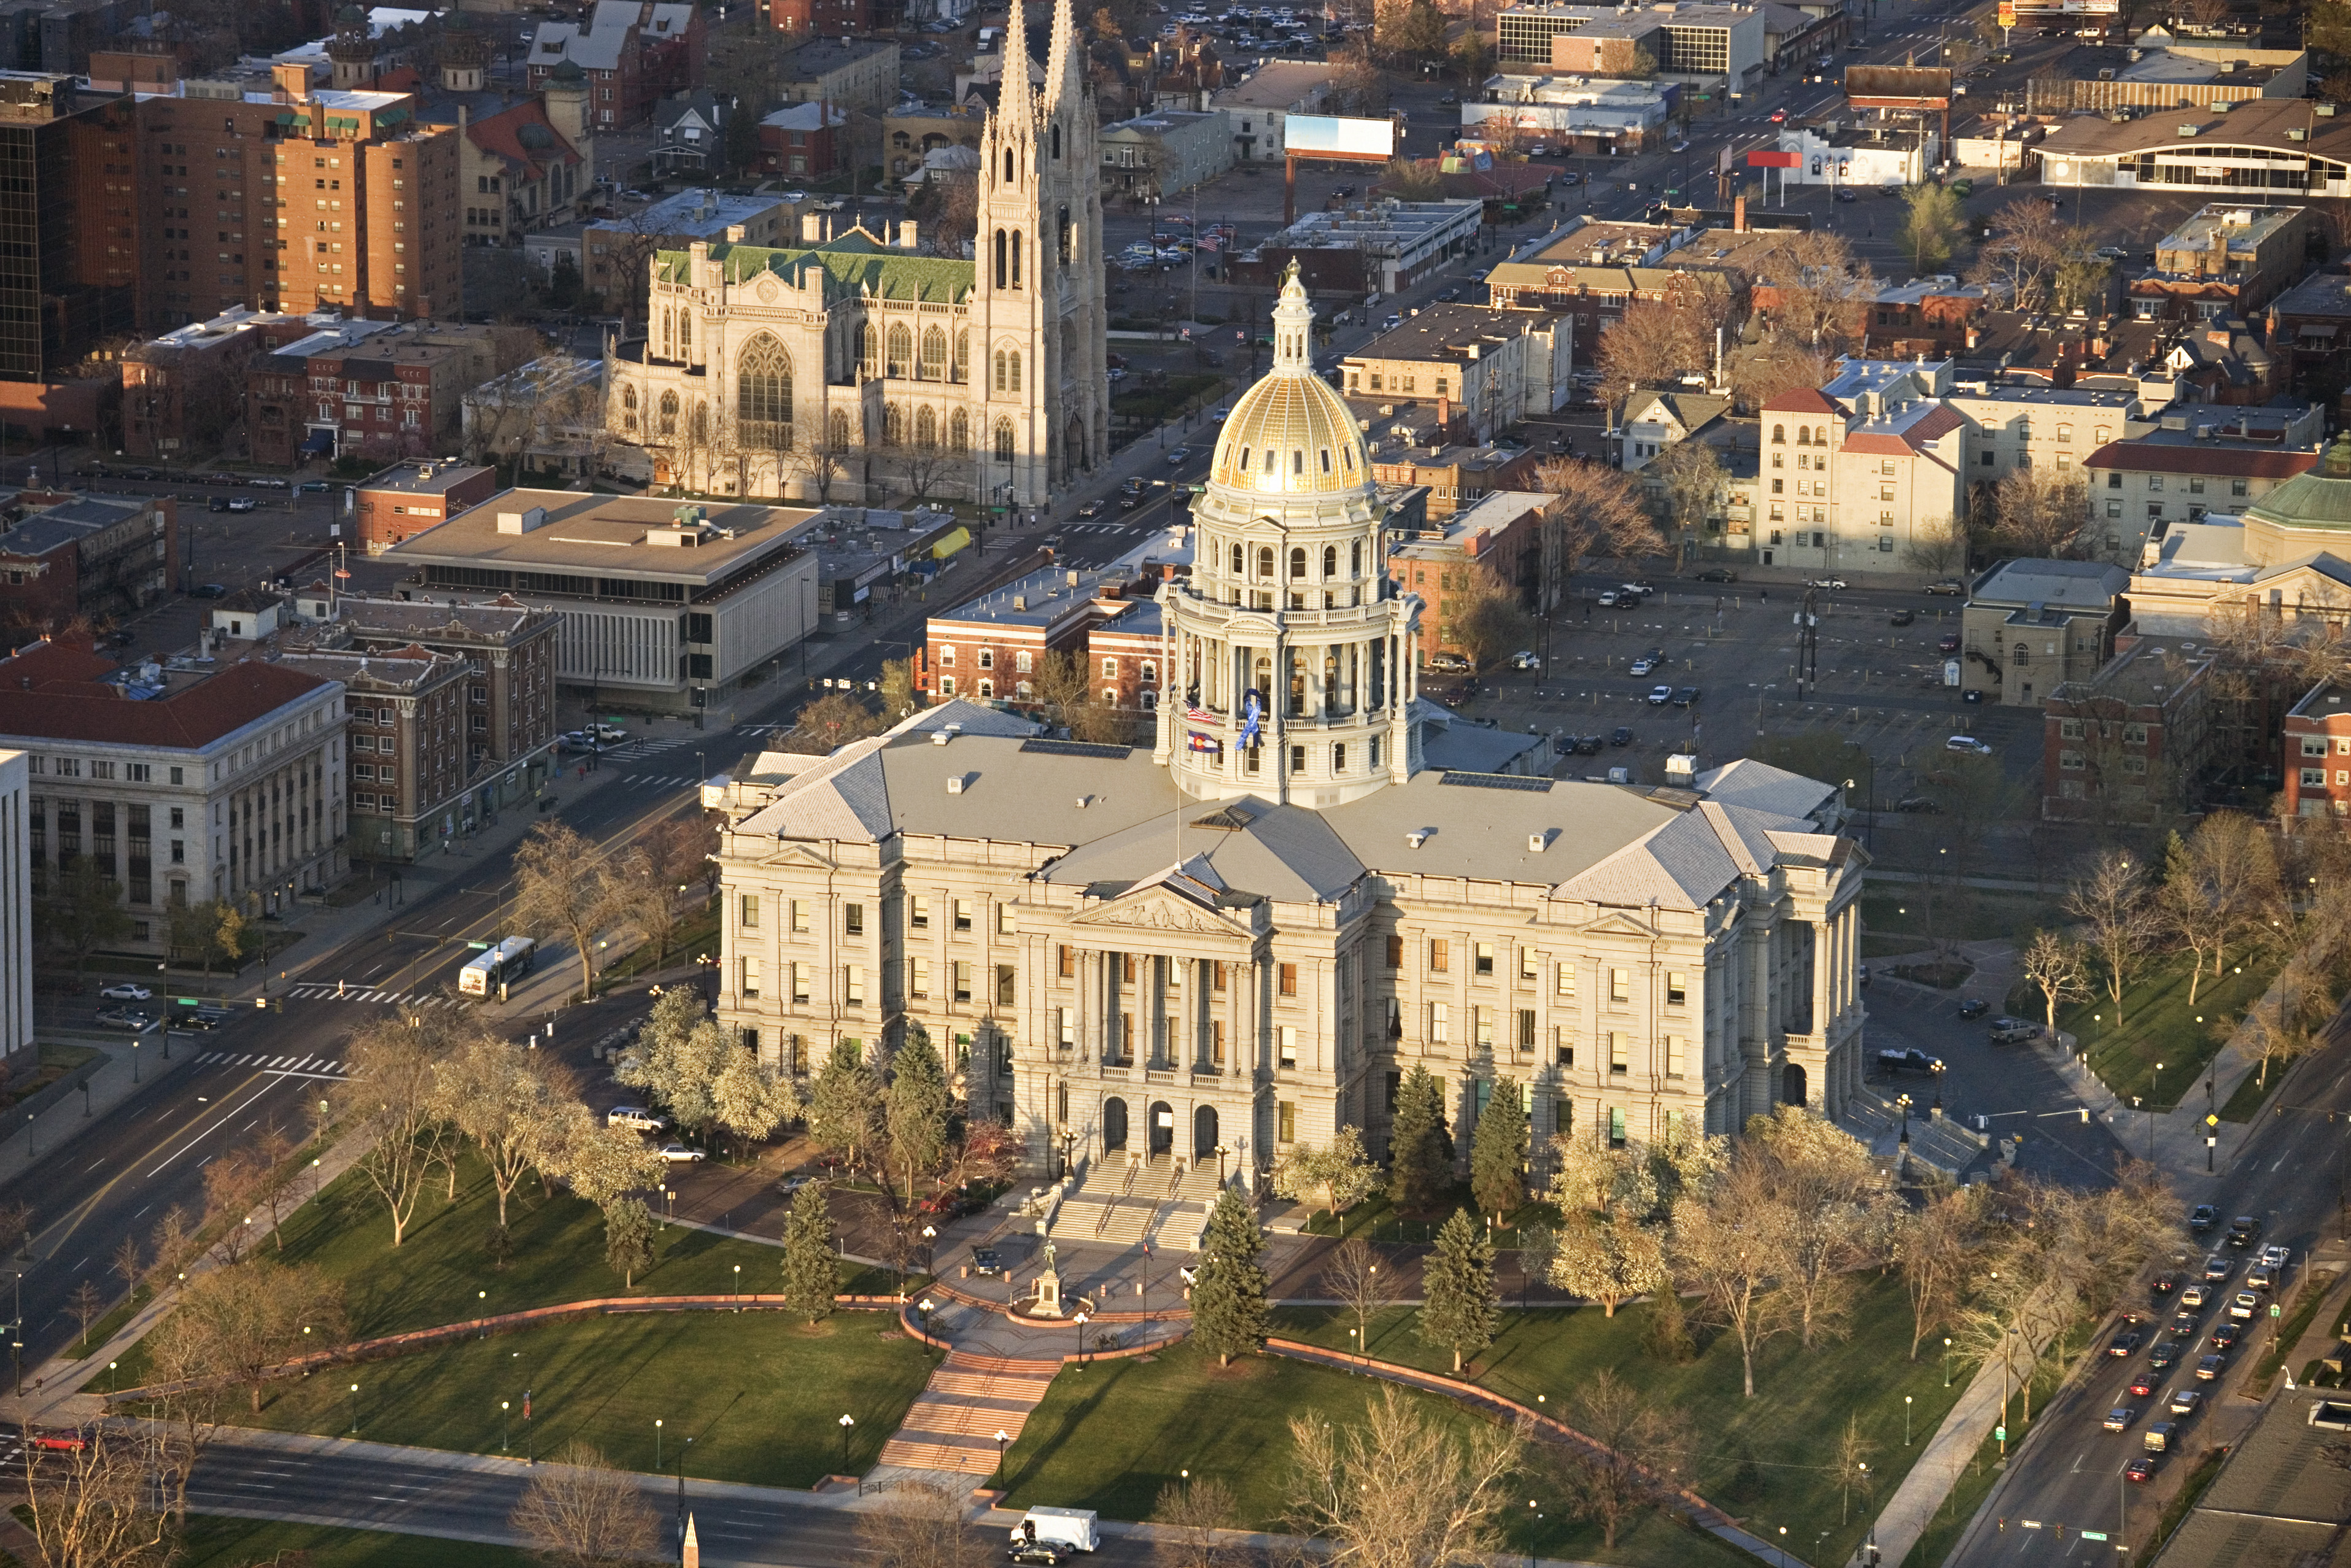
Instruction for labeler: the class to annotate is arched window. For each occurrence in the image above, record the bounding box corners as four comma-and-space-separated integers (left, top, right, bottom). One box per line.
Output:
1772, 424, 1786, 444
993, 228, 1007, 290
993, 419, 1015, 462
678, 312, 690, 353
920, 326, 946, 380
1010, 231, 1021, 288
953, 330, 969, 382
1288, 546, 1306, 579
885, 324, 912, 378
1007, 350, 1021, 392
948, 407, 969, 450
659, 309, 671, 358
688, 403, 707, 445
883, 404, 907, 446
1322, 544, 1337, 578
735, 334, 792, 445
1002, 147, 1013, 183
978, 678, 994, 698
1350, 539, 1363, 574
827, 409, 851, 450
1815, 425, 1830, 446
915, 406, 937, 449
1051, 122, 1061, 160
1795, 426, 1810, 446
657, 390, 678, 437
621, 385, 638, 433
978, 649, 994, 670
1230, 543, 1243, 574
994, 350, 1007, 392
857, 322, 877, 377
1257, 546, 1274, 579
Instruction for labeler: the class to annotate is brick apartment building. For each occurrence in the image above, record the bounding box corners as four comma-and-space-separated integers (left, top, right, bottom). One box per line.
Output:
352, 461, 499, 554
1366, 441, 1544, 520
245, 321, 511, 468
122, 307, 321, 460
767, 0, 899, 36
0, 490, 176, 633
2280, 678, 2351, 819
1387, 489, 1559, 668
2042, 636, 2217, 824
915, 560, 1165, 712
279, 644, 470, 860
525, 0, 705, 129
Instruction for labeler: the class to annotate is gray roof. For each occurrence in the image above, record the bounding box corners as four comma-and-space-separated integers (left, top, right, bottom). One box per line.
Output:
1692, 757, 1839, 824
1970, 557, 2131, 609
2152, 1391, 2351, 1567
1044, 797, 1366, 904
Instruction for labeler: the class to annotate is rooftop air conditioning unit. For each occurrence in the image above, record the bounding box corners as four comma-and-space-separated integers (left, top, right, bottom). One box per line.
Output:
1406, 828, 1431, 848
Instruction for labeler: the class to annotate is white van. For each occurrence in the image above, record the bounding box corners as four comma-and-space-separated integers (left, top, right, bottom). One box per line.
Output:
1014, 1507, 1099, 1553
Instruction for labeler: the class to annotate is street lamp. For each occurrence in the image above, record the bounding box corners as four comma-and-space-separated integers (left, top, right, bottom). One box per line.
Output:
994, 1427, 1011, 1484
478, 1289, 487, 1339
502, 1400, 511, 1452
1904, 1394, 1913, 1445
837, 1413, 855, 1474
918, 1296, 935, 1352
656, 1418, 664, 1470
349, 1382, 360, 1435
734, 1264, 742, 1310
922, 1224, 937, 1276
1073, 1311, 1090, 1367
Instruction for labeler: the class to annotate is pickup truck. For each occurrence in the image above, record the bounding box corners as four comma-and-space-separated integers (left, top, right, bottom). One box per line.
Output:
1875, 1048, 1945, 1075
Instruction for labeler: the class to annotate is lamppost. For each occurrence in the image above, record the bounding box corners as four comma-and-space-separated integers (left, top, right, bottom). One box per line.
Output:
1526, 1500, 1540, 1568
502, 1400, 511, 1452
922, 1224, 937, 1276
837, 1413, 855, 1474
656, 1419, 665, 1470
918, 1297, 935, 1354
1943, 1335, 1953, 1388
1073, 1311, 1090, 1367
1904, 1394, 1913, 1445
733, 1264, 742, 1310
349, 1382, 360, 1436
994, 1427, 1011, 1484
479, 1289, 488, 1339
2151, 1062, 2165, 1162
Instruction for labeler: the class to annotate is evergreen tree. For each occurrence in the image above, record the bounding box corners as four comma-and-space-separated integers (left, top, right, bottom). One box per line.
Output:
780, 1181, 839, 1323
1419, 1208, 1500, 1374
884, 1024, 951, 1202
805, 1040, 883, 1175
1469, 1078, 1528, 1221
602, 1198, 656, 1288
1387, 1066, 1453, 1212
1189, 1187, 1270, 1366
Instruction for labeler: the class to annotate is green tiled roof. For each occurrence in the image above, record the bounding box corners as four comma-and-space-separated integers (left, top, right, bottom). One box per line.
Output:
2246, 435, 2351, 532
654, 231, 974, 304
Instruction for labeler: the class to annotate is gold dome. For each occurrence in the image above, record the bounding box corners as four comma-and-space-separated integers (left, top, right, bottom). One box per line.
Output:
1207, 264, 1373, 500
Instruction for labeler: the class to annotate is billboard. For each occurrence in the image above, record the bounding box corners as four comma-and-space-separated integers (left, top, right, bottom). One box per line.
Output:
1746, 149, 1800, 168
1285, 115, 1397, 160
1844, 64, 1953, 107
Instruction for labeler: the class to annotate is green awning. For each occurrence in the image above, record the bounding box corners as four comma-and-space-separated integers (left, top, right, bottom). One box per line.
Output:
930, 527, 971, 560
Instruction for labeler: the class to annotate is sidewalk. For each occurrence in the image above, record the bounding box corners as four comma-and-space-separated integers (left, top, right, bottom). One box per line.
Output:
1859, 1325, 2013, 1568
0, 1033, 199, 1196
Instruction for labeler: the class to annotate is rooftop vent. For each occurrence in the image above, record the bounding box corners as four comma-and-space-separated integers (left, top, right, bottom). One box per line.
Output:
1405, 828, 1432, 849
947, 774, 967, 794
1528, 829, 1556, 852
495, 506, 548, 535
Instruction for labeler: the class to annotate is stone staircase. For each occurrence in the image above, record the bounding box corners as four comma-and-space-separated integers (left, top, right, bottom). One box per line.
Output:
1049, 1159, 1135, 1244
877, 1350, 1060, 1475
1842, 1085, 1988, 1181
1144, 1161, 1226, 1251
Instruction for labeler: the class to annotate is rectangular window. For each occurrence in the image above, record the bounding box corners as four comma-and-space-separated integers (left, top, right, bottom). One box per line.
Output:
1609, 968, 1630, 1004
1666, 1035, 1686, 1078
1557, 963, 1576, 998
1280, 962, 1298, 996
845, 966, 866, 1005
1519, 946, 1539, 981
1608, 1030, 1629, 1073
791, 962, 810, 1003
1554, 1025, 1574, 1067
1430, 1002, 1450, 1044
740, 958, 760, 1000
1516, 1010, 1536, 1052
1430, 938, 1449, 972
1608, 1106, 1627, 1148
996, 964, 1015, 1006
1056, 1006, 1075, 1048
740, 894, 759, 929
910, 957, 931, 998
1212, 960, 1228, 992
1666, 971, 1687, 1005
1213, 1019, 1227, 1066
791, 899, 809, 933
997, 903, 1017, 936
954, 898, 974, 932
1385, 934, 1403, 969
1059, 943, 1075, 978
1279, 1025, 1298, 1070
1278, 1100, 1297, 1145
2304, 767, 2326, 789
954, 961, 973, 1003
909, 895, 929, 929
1474, 942, 1495, 976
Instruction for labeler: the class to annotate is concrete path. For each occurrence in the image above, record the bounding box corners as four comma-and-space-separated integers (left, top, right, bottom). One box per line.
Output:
1858, 1332, 2015, 1568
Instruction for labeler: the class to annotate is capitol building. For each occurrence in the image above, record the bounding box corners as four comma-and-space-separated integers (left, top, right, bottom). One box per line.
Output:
708, 270, 1867, 1187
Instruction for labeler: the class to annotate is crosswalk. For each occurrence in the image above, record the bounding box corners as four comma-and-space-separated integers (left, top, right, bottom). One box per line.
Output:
619, 773, 703, 790
198, 1051, 350, 1079
600, 736, 698, 763
737, 722, 797, 738
1064, 520, 1151, 535
281, 983, 460, 1008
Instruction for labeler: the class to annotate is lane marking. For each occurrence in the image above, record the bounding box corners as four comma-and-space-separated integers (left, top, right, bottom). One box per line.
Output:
146, 1083, 279, 1178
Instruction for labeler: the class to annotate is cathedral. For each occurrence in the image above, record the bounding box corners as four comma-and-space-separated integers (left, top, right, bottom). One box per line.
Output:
602, 0, 1108, 506
706, 268, 1869, 1197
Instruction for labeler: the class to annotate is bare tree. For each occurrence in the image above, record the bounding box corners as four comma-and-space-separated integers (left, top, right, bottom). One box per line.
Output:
1643, 438, 1727, 566
1320, 1236, 1403, 1354
1834, 1413, 1878, 1525
1991, 468, 2091, 558
1903, 513, 1970, 576
22, 1426, 175, 1568
2064, 849, 2158, 1029
1443, 565, 1532, 671
432, 1032, 572, 1228
1743, 1106, 1896, 1350
1594, 298, 1714, 413
779, 689, 888, 755
1031, 649, 1130, 744
1893, 1184, 1980, 1361
854, 1475, 989, 1568
1671, 1146, 1790, 1398
150, 1259, 347, 1419
2018, 930, 2090, 1035
513, 822, 624, 1003
1154, 1475, 1245, 1568
1546, 1369, 1692, 1550
1284, 1385, 1529, 1568
1532, 458, 1664, 593
509, 1442, 662, 1568
346, 1010, 460, 1247
1753, 230, 1874, 352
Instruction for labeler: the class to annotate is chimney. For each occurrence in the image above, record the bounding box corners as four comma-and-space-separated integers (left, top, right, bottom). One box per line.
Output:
1733, 194, 1748, 233
1438, 393, 1452, 430
1966, 325, 1982, 350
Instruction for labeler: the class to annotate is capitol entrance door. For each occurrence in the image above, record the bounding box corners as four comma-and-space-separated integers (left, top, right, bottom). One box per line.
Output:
1148, 1100, 1175, 1159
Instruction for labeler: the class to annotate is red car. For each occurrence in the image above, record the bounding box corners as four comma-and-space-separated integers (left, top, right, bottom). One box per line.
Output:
28, 1430, 85, 1452
2128, 1373, 2158, 1399
1769, 109, 1788, 123
2125, 1456, 2157, 1483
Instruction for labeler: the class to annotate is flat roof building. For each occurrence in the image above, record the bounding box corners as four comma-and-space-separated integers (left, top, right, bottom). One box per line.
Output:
386, 490, 823, 711
354, 461, 500, 555
2036, 98, 2351, 198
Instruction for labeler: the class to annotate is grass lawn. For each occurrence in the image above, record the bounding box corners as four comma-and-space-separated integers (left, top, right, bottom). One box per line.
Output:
2217, 1062, 2277, 1123
999, 1339, 1748, 1568
2061, 949, 2280, 1111
1896, 1343, 2075, 1567
1860, 892, 2058, 948
181, 1515, 536, 1568
1004, 1276, 1958, 1567
150, 1310, 931, 1488
601, 901, 718, 983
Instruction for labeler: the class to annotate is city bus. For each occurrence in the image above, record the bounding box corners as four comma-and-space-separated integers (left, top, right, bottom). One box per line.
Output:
458, 936, 537, 997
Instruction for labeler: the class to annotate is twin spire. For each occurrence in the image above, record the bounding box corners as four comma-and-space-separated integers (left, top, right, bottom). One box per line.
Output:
993, 0, 1085, 153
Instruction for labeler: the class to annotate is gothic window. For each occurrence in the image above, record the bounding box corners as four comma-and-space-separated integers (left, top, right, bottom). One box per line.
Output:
857, 322, 877, 377
688, 402, 707, 445
827, 409, 851, 450
1011, 231, 1022, 288
1050, 122, 1060, 160
657, 390, 678, 437
1002, 147, 1013, 183
920, 326, 947, 380
885, 323, 912, 377
678, 312, 690, 353
1007, 350, 1021, 392
953, 330, 969, 382
735, 334, 792, 445
1288, 546, 1306, 579
1322, 544, 1337, 577
1058, 203, 1072, 265
993, 228, 1007, 289
994, 350, 1007, 392
949, 407, 969, 449
993, 418, 1015, 461
915, 406, 937, 449
659, 309, 671, 358
884, 404, 906, 446
621, 385, 638, 433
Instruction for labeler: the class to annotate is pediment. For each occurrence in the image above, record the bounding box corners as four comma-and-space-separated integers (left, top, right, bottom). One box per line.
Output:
754, 273, 782, 305
760, 840, 842, 871
1573, 908, 1664, 940
1071, 889, 1251, 938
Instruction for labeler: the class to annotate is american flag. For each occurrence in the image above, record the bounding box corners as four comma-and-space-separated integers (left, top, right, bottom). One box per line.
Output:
1186, 705, 1218, 725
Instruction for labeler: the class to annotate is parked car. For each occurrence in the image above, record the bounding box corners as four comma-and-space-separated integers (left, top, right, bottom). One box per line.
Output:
1988, 1018, 2040, 1044
1938, 632, 1962, 654
970, 1246, 1005, 1277
1895, 796, 1941, 813
1629, 657, 1656, 676
1693, 566, 1738, 582
1956, 998, 1988, 1019
1875, 1048, 1945, 1075
191, 584, 228, 599
1646, 685, 1674, 705
1597, 590, 1622, 607
1427, 652, 1473, 674
607, 1106, 667, 1132
1508, 651, 1541, 671
1889, 609, 1916, 626
98, 983, 151, 1001
1945, 735, 1993, 755
1808, 576, 1848, 590
656, 1143, 707, 1163
1923, 578, 1966, 595
226, 497, 257, 512
1609, 726, 1633, 747
1673, 686, 1700, 708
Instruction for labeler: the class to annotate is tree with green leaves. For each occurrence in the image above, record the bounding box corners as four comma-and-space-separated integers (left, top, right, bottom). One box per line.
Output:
1270, 1126, 1383, 1219
1899, 183, 1967, 272
1419, 1208, 1500, 1373
1190, 1187, 1271, 1366
884, 1024, 951, 1202
806, 1040, 884, 1176
615, 987, 734, 1143
780, 1180, 837, 1323
1468, 1079, 1528, 1221
1387, 1065, 1452, 1211
602, 1197, 656, 1288
39, 857, 132, 976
